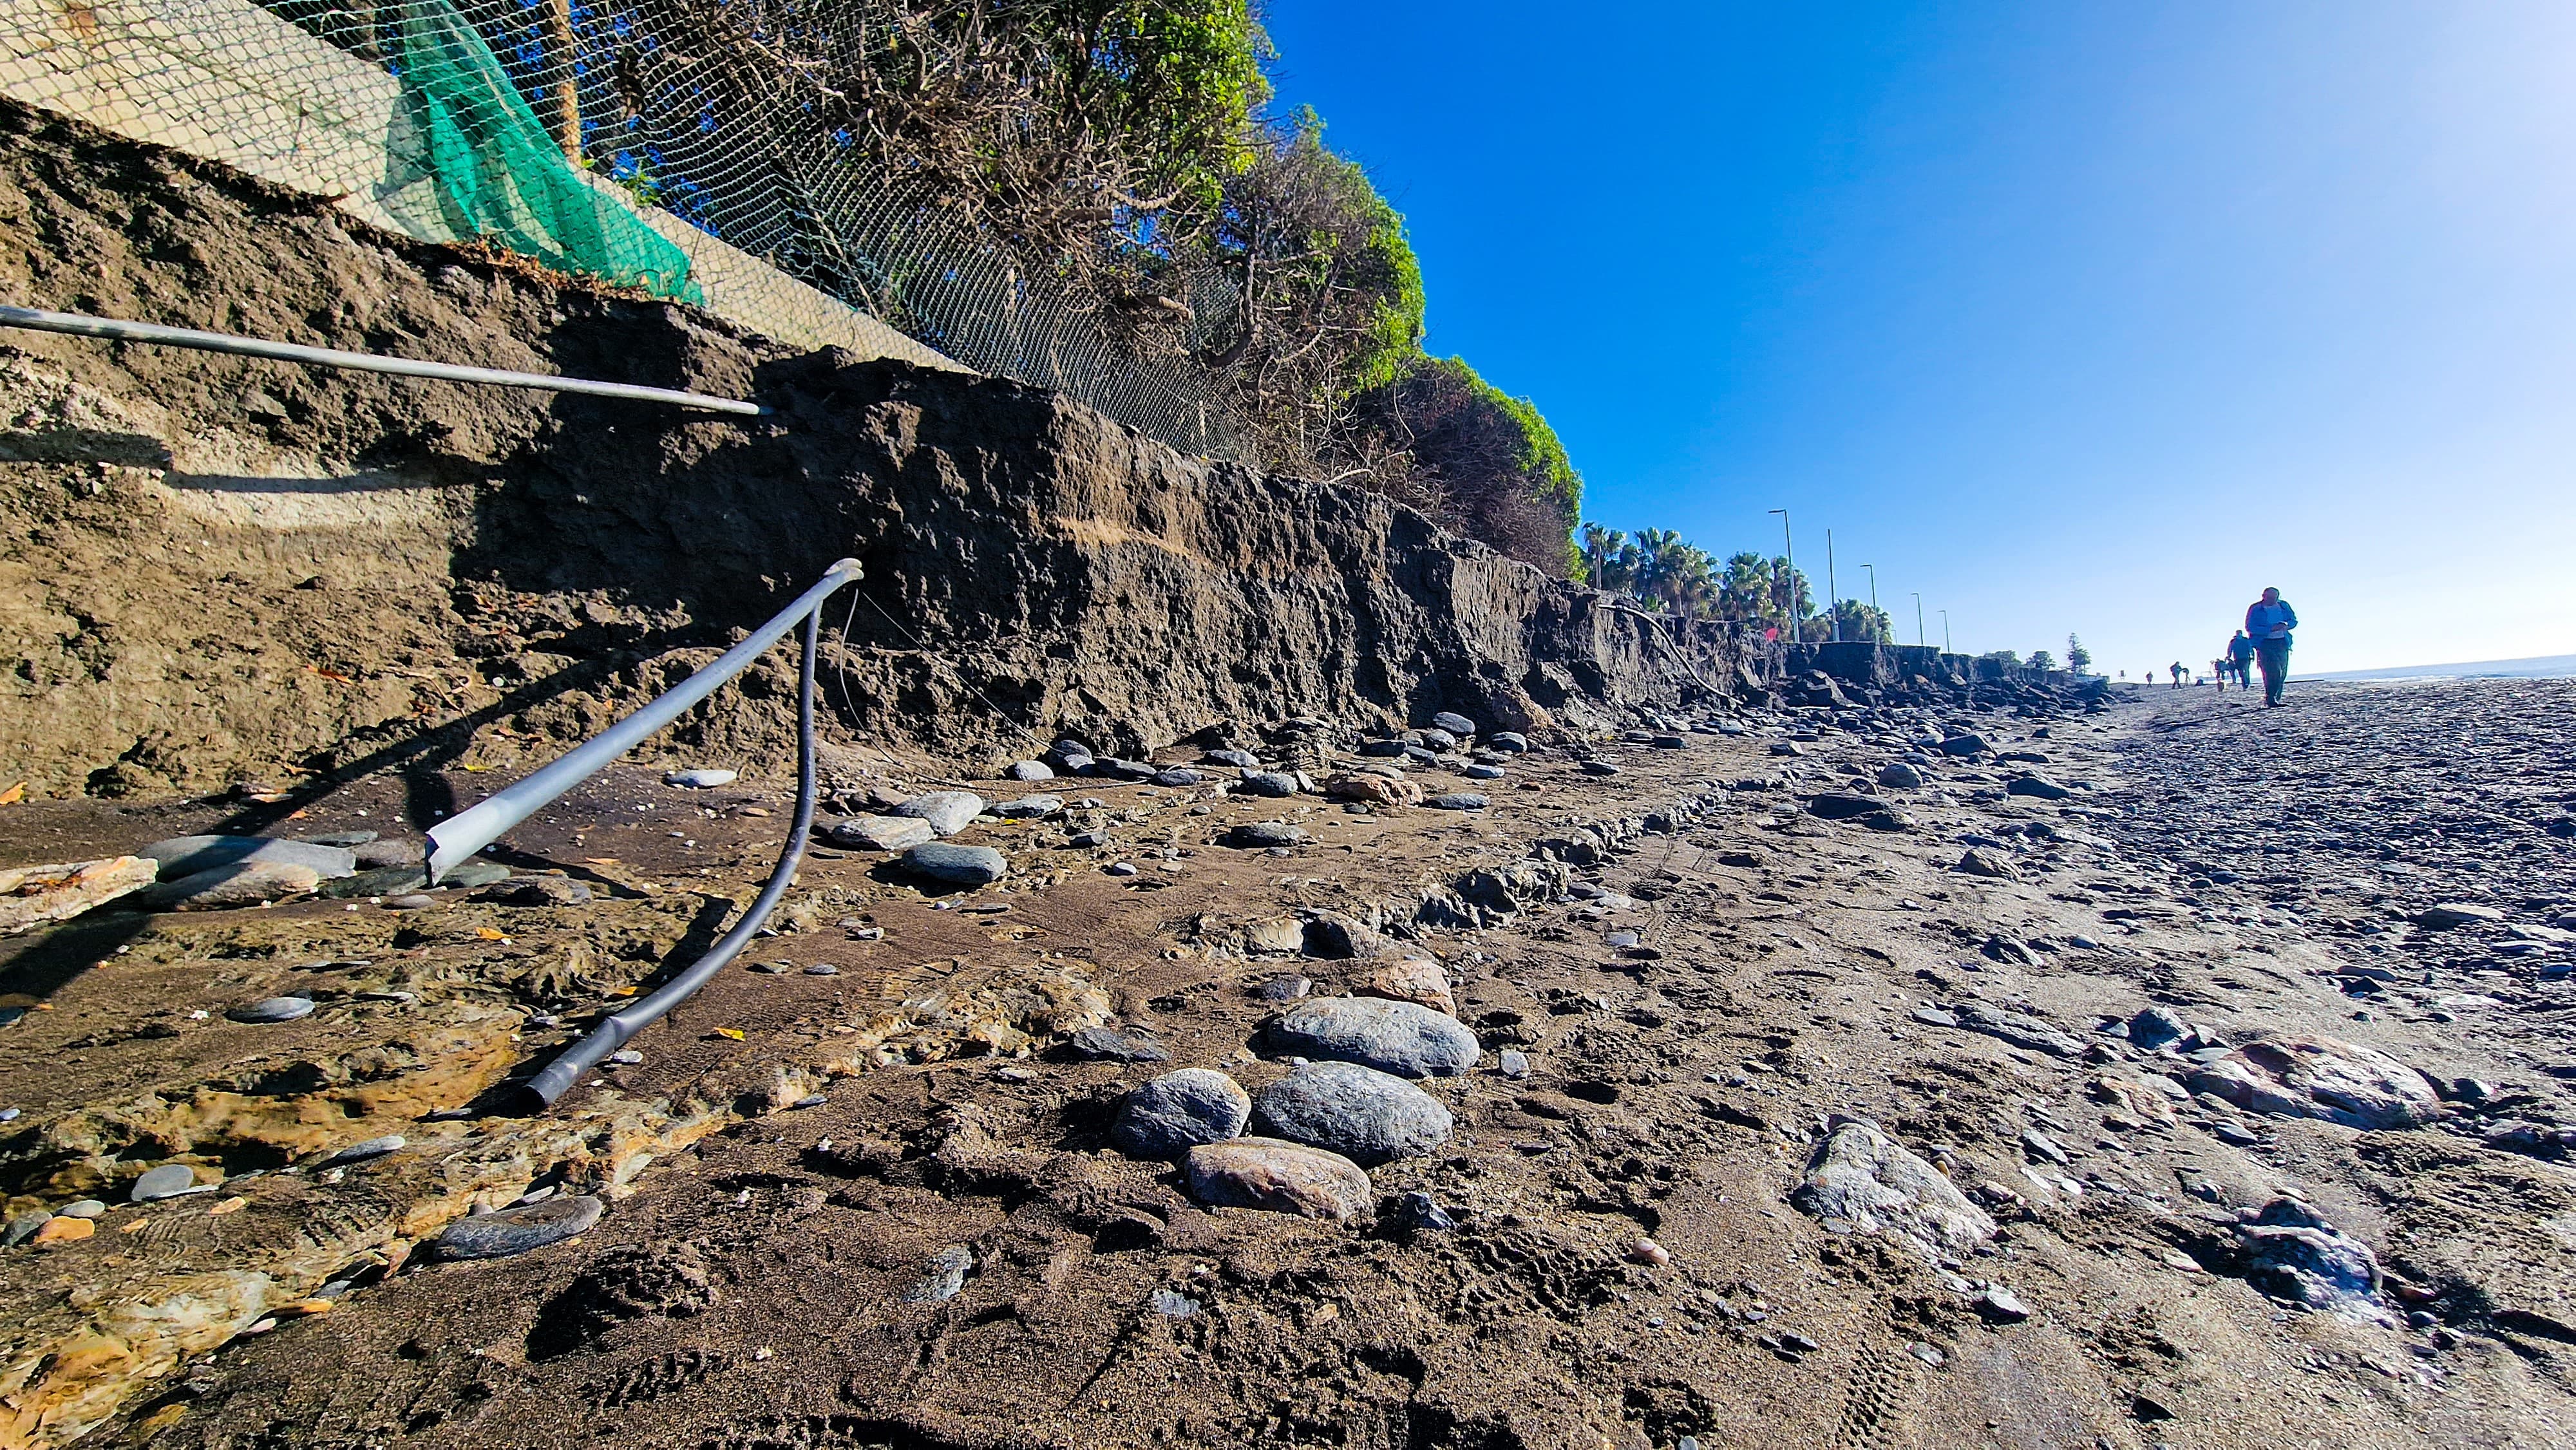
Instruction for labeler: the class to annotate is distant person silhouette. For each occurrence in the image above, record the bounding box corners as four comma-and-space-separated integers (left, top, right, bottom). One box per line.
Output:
2170, 661, 2185, 690
2245, 588, 2298, 706
2227, 630, 2257, 690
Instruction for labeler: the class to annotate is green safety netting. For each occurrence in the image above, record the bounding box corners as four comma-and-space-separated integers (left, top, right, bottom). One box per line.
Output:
387, 0, 700, 303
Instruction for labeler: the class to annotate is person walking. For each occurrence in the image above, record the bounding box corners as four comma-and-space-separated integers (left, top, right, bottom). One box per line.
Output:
2245, 588, 2298, 706
2169, 661, 2186, 690
2227, 629, 2257, 690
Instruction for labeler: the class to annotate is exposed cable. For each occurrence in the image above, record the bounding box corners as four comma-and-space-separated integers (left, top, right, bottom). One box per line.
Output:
515, 605, 824, 1111
0, 304, 766, 415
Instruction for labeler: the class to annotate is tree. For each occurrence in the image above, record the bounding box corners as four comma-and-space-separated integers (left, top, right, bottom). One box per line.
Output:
1833, 599, 1893, 643
2066, 634, 2092, 674
2027, 649, 2057, 672
1980, 649, 2022, 667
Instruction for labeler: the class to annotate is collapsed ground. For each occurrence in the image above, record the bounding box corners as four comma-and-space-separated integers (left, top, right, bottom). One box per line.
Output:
5, 681, 2575, 1450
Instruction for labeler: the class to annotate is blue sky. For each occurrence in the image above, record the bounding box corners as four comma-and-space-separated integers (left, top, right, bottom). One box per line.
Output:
1261, 1, 2576, 675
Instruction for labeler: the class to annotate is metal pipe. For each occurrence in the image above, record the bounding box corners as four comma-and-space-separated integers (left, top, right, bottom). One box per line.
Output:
0, 305, 764, 416
425, 559, 861, 881
1607, 601, 1721, 695
516, 604, 825, 1111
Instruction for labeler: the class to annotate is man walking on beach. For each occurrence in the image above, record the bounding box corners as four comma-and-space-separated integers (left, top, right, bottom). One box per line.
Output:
2245, 588, 2297, 706
2227, 630, 2256, 691
2170, 661, 2186, 690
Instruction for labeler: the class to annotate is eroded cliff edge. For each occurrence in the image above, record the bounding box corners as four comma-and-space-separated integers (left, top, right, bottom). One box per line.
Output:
0, 97, 1747, 801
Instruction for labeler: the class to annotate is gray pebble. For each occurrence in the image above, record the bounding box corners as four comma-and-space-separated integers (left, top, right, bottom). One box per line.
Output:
58, 1198, 108, 1219
131, 1164, 200, 1201
1239, 771, 1302, 798
319, 1135, 405, 1166
430, 1195, 604, 1259
1150, 1287, 1202, 1318
1226, 822, 1309, 849
1425, 793, 1489, 811
663, 768, 737, 789
1005, 760, 1055, 781
227, 996, 315, 1024
903, 1245, 973, 1303
1203, 749, 1261, 770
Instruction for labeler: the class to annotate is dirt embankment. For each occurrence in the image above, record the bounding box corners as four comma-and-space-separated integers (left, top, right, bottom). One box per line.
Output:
0, 95, 1783, 807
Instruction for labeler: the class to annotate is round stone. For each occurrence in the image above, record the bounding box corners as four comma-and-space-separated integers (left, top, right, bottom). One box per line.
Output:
319, 1135, 406, 1166
904, 843, 1009, 887
430, 1194, 604, 1259
1110, 1068, 1253, 1157
1251, 1060, 1452, 1166
1267, 997, 1481, 1078
130, 1164, 200, 1201
227, 996, 315, 1024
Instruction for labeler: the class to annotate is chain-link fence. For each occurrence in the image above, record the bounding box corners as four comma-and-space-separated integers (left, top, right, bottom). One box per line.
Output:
0, 0, 1256, 462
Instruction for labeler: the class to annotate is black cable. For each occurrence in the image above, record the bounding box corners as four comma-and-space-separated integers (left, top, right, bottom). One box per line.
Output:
515, 602, 827, 1111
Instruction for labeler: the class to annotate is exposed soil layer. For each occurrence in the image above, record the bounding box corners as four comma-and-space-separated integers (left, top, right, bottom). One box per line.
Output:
5, 681, 2575, 1450
0, 94, 1797, 811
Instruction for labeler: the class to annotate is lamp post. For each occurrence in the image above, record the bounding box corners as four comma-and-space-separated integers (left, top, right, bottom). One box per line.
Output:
1768, 508, 1795, 641
1825, 529, 1840, 643
1940, 610, 1951, 655
1912, 592, 1925, 648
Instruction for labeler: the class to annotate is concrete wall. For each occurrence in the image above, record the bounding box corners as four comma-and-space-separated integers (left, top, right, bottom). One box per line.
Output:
0, 0, 965, 372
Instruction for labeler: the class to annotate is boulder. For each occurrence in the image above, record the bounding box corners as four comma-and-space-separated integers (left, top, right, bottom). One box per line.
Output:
826, 815, 938, 852
1876, 762, 1924, 789
1004, 760, 1055, 782
1951, 1001, 2084, 1057
2416, 902, 2505, 929
891, 791, 986, 837
1239, 771, 1302, 798
1356, 958, 1455, 1016
1252, 1060, 1452, 1166
2005, 775, 2071, 801
1183, 1138, 1372, 1223
1957, 849, 2020, 881
1791, 1120, 1996, 1261
992, 795, 1064, 820
430, 1195, 605, 1259
136, 834, 355, 880
1807, 792, 1890, 821
1431, 711, 1478, 739
2237, 1198, 2392, 1324
2185, 1036, 2444, 1129
0, 856, 157, 936
136, 861, 323, 911
903, 843, 1009, 887
1325, 773, 1423, 809
1225, 822, 1309, 849
1110, 1069, 1252, 1157
1269, 997, 1480, 1078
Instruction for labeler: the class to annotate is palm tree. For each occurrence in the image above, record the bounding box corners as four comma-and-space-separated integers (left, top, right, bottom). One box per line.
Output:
1580, 523, 1627, 590
1719, 552, 1771, 621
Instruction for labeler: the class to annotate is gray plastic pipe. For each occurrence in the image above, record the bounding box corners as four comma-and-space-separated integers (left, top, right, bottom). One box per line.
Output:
424, 558, 860, 882
513, 602, 828, 1111
0, 305, 765, 415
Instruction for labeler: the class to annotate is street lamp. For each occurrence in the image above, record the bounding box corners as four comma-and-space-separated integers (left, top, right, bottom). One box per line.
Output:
1824, 529, 1840, 643
1940, 610, 1951, 655
1911, 592, 1925, 648
1768, 508, 1795, 641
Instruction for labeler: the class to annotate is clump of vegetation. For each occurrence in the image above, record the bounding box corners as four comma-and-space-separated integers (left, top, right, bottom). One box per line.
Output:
683, 1, 1582, 571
